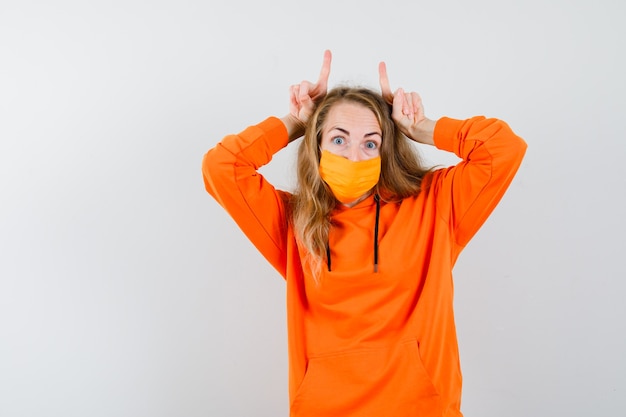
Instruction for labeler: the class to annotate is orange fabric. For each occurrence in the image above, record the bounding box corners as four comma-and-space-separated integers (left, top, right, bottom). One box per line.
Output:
202, 116, 527, 416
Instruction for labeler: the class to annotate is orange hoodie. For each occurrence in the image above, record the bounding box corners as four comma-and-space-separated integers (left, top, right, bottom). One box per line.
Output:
202, 116, 527, 417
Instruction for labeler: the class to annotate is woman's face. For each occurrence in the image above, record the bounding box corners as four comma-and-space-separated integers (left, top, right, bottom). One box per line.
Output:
320, 102, 382, 162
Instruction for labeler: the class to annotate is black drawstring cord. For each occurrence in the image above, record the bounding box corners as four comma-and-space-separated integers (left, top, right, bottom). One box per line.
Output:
374, 194, 380, 273
325, 194, 381, 273
326, 243, 332, 272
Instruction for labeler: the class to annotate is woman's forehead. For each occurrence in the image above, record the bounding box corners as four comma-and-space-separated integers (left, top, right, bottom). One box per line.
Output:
323, 102, 381, 133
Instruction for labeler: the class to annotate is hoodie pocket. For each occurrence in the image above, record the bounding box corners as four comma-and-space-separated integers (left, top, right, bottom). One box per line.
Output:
290, 341, 442, 417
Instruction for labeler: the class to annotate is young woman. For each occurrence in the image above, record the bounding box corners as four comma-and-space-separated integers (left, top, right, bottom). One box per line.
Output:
202, 50, 527, 417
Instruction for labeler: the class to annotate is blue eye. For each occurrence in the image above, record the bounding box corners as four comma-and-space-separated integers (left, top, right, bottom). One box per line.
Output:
332, 137, 345, 145
365, 141, 378, 150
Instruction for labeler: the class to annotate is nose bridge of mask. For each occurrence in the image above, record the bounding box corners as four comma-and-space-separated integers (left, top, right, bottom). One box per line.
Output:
321, 149, 377, 174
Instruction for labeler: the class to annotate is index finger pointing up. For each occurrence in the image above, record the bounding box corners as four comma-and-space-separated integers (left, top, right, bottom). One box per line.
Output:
317, 49, 332, 88
378, 61, 393, 104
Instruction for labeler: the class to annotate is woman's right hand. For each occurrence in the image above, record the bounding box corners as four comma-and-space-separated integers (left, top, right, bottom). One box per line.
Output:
288, 50, 332, 125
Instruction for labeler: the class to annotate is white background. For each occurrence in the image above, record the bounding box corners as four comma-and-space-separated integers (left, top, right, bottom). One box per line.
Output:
1, 0, 625, 416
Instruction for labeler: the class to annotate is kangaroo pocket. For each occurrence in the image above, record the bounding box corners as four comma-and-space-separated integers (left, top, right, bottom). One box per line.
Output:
290, 340, 443, 417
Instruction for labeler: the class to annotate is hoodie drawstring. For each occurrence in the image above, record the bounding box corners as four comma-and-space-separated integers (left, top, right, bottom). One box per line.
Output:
326, 243, 332, 272
326, 194, 381, 273
373, 194, 380, 273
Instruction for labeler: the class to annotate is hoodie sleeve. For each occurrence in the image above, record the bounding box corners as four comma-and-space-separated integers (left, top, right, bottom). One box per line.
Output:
202, 116, 291, 278
430, 116, 527, 248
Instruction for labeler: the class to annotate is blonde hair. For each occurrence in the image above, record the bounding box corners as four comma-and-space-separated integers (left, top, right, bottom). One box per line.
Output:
290, 86, 430, 276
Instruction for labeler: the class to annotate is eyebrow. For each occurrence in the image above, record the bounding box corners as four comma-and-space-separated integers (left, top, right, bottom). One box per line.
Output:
330, 127, 382, 138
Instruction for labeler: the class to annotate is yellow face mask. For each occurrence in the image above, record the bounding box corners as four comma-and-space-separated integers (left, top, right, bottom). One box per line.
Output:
319, 150, 381, 204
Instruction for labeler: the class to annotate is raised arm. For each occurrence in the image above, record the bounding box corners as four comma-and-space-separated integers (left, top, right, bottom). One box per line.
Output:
379, 62, 527, 247
432, 116, 527, 247
202, 50, 333, 277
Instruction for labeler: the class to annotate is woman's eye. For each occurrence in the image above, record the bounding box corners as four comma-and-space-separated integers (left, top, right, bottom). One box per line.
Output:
365, 141, 378, 150
332, 137, 345, 145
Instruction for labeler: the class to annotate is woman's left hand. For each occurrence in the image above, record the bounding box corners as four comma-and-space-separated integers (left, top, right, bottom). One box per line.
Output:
379, 62, 435, 145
